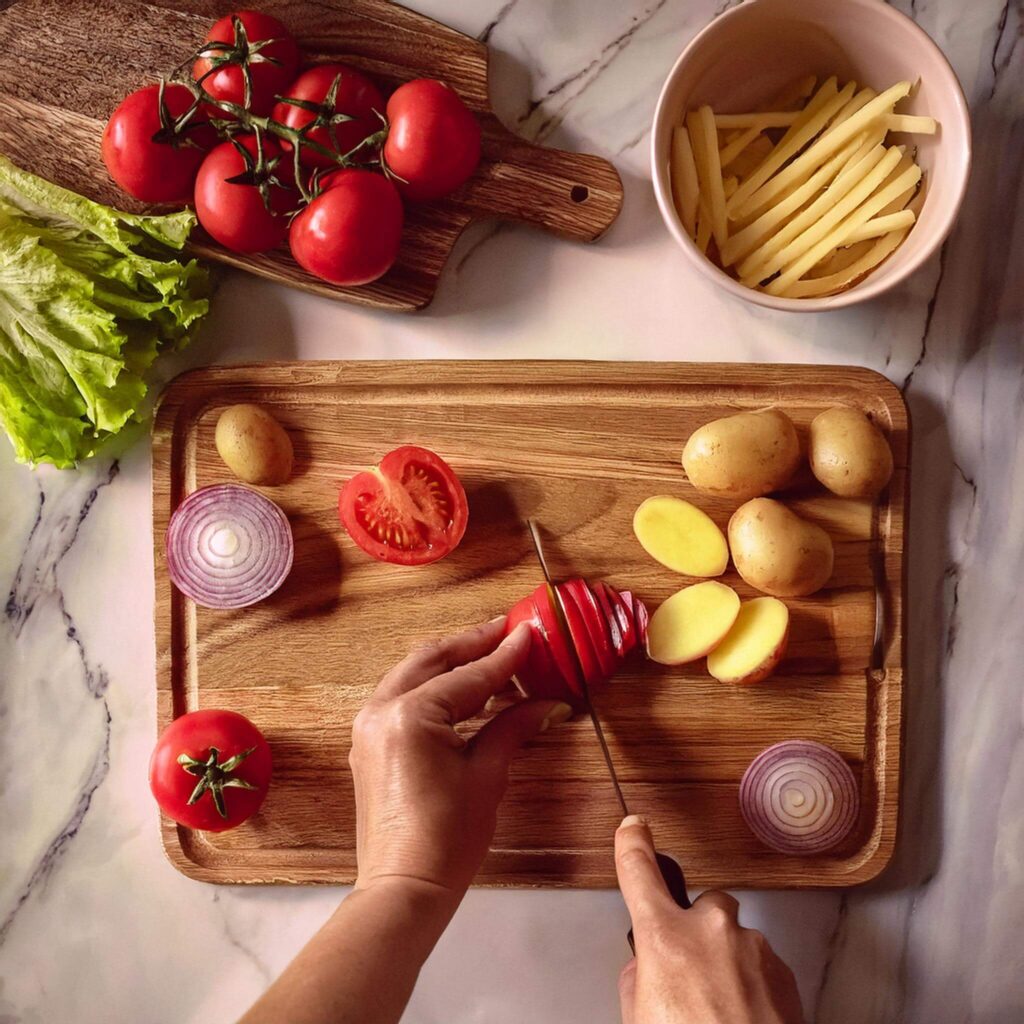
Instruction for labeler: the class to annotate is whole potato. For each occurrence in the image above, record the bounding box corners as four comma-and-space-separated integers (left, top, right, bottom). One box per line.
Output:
728, 498, 834, 597
682, 409, 801, 501
809, 407, 893, 499
215, 404, 294, 485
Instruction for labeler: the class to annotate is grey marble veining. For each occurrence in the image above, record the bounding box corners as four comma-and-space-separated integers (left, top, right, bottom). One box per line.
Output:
1, 1, 1022, 1021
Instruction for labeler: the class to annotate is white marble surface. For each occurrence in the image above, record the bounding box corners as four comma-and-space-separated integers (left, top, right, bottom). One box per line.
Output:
1, 0, 1022, 1021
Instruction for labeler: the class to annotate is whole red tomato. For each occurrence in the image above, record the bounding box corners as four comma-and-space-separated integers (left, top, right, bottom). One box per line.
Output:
338, 445, 468, 564
194, 134, 297, 254
271, 64, 385, 170
383, 79, 481, 202
101, 83, 211, 203
289, 169, 403, 286
149, 709, 272, 832
193, 10, 299, 116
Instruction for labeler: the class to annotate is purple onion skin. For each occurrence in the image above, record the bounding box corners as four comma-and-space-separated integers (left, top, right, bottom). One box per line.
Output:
739, 740, 860, 856
166, 484, 294, 610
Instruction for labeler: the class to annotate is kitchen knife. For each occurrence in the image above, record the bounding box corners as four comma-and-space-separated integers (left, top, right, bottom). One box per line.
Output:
523, 520, 692, 948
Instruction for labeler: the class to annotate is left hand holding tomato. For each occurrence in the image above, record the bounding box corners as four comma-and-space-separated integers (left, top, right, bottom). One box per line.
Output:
150, 708, 272, 831
350, 617, 571, 895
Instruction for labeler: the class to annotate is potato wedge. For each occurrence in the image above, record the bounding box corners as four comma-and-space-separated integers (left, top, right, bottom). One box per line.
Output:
707, 597, 790, 684
647, 581, 741, 666
633, 496, 729, 577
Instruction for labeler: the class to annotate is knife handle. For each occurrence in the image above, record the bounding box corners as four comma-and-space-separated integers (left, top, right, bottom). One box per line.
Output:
626, 852, 692, 953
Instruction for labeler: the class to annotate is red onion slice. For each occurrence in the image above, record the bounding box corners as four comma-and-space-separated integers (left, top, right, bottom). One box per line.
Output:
739, 740, 860, 855
166, 484, 294, 610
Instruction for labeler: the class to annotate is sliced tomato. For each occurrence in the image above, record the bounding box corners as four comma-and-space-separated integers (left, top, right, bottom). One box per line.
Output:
555, 581, 605, 688
534, 584, 584, 700
591, 581, 625, 658
564, 578, 618, 679
507, 592, 570, 701
338, 445, 468, 566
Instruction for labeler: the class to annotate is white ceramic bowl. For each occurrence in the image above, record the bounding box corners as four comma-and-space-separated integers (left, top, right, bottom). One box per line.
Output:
651, 0, 971, 312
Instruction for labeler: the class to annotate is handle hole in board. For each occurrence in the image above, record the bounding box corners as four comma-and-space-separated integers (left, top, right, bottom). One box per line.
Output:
570, 185, 590, 203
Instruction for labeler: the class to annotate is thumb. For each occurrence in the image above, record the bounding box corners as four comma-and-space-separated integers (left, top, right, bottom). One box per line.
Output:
471, 700, 573, 772
615, 815, 673, 927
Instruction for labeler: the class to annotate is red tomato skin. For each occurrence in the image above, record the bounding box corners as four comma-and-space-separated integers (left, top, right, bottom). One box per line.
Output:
193, 10, 299, 116
271, 64, 385, 170
383, 79, 481, 202
338, 445, 468, 566
149, 709, 272, 832
289, 170, 403, 286
101, 84, 209, 204
194, 135, 296, 254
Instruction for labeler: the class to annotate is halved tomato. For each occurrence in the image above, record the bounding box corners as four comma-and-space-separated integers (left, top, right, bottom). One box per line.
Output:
338, 445, 468, 565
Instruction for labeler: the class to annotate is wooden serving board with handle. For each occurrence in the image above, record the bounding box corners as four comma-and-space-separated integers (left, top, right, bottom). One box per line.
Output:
0, 0, 622, 310
152, 361, 906, 888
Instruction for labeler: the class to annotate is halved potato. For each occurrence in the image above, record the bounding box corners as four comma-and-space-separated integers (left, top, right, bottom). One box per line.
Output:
646, 581, 740, 666
633, 496, 729, 577
708, 597, 790, 684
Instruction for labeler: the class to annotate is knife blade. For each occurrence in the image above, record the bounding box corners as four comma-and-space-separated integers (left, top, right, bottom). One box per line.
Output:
524, 519, 692, 945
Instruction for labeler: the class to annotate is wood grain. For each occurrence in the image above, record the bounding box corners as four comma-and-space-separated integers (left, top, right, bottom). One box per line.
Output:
0, 0, 623, 310
152, 361, 907, 888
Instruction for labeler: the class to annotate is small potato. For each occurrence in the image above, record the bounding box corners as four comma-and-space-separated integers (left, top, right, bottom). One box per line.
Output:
809, 407, 893, 499
729, 498, 833, 597
682, 409, 801, 500
215, 404, 293, 485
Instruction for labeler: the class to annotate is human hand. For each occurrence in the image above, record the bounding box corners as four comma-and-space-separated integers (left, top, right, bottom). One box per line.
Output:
615, 816, 804, 1024
350, 617, 572, 899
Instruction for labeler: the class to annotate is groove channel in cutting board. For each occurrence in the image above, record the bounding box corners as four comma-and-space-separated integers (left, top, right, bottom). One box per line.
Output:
152, 361, 906, 887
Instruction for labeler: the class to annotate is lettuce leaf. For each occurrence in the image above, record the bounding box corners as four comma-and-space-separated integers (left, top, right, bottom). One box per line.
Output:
0, 157, 209, 468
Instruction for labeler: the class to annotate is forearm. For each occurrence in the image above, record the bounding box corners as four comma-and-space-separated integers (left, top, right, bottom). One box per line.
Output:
239, 880, 462, 1024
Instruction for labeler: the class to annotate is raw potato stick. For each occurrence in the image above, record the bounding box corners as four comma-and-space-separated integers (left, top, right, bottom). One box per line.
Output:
714, 111, 800, 129
843, 208, 916, 243
807, 238, 875, 278
726, 79, 854, 216
766, 162, 922, 293
885, 113, 937, 133
719, 126, 763, 168
783, 229, 909, 297
720, 133, 867, 266
671, 126, 700, 237
734, 81, 912, 217
696, 105, 729, 249
739, 144, 896, 283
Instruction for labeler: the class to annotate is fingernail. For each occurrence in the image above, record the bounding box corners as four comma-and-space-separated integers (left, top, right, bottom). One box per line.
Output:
620, 814, 648, 829
499, 622, 529, 647
489, 614, 507, 624
540, 702, 574, 731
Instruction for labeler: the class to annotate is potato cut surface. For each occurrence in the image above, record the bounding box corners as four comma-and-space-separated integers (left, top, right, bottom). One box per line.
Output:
633, 495, 729, 576
707, 597, 790, 684
646, 581, 740, 666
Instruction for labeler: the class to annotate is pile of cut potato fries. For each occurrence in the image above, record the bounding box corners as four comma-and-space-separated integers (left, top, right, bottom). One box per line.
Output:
671, 76, 937, 298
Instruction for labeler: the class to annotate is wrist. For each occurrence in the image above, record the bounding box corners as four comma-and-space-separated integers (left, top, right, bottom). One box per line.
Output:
352, 873, 465, 923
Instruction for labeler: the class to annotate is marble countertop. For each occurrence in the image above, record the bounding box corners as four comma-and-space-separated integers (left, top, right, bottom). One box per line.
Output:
2, 0, 1022, 1021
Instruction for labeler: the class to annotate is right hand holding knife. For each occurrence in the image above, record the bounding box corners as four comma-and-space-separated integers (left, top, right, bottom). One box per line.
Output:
615, 816, 805, 1024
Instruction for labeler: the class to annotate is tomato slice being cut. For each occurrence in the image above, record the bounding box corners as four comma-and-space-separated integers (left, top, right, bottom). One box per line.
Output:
339, 445, 469, 565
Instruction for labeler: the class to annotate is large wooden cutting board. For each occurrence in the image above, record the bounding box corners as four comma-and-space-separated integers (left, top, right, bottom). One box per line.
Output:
152, 361, 906, 887
0, 0, 622, 310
